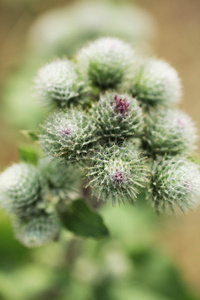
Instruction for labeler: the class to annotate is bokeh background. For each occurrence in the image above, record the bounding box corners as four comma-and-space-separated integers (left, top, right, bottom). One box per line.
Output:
1, 0, 200, 299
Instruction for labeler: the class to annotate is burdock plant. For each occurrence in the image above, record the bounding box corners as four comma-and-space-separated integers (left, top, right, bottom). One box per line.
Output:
0, 37, 200, 247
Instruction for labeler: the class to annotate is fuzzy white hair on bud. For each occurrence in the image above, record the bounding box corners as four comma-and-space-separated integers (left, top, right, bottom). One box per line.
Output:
147, 157, 200, 214
143, 108, 197, 155
76, 37, 135, 90
0, 163, 46, 215
38, 157, 81, 202
89, 92, 144, 140
34, 59, 85, 107
40, 109, 98, 162
129, 59, 182, 107
14, 213, 60, 247
86, 144, 148, 205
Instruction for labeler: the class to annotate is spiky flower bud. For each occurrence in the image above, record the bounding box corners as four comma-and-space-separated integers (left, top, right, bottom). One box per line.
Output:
147, 157, 200, 214
34, 59, 85, 107
14, 212, 60, 247
143, 109, 197, 155
40, 109, 98, 162
129, 59, 182, 107
90, 93, 143, 140
87, 144, 147, 205
76, 37, 135, 90
0, 163, 46, 216
38, 157, 81, 201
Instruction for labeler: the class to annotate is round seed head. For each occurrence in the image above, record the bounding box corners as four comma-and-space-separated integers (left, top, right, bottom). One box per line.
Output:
129, 59, 182, 107
40, 109, 98, 162
76, 37, 135, 90
147, 157, 200, 214
34, 59, 85, 107
0, 163, 46, 215
87, 144, 147, 205
39, 156, 81, 201
14, 212, 61, 247
90, 92, 143, 140
143, 108, 197, 155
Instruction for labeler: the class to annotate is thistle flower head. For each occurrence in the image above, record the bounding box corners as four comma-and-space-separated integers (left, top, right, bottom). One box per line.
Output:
14, 212, 60, 247
147, 157, 200, 214
129, 59, 182, 107
114, 94, 130, 116
143, 108, 197, 155
0, 163, 46, 215
87, 144, 147, 205
34, 59, 85, 107
76, 37, 135, 90
40, 109, 98, 162
90, 92, 143, 140
112, 169, 125, 184
39, 156, 81, 201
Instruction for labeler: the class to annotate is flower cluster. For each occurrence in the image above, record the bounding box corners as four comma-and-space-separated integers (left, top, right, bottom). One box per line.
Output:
0, 159, 80, 247
36, 37, 200, 211
0, 37, 200, 246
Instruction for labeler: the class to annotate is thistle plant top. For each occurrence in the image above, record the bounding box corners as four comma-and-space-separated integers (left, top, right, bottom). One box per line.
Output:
0, 37, 200, 247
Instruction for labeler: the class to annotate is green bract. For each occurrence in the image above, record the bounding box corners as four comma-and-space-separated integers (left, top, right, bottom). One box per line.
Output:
129, 59, 182, 107
148, 157, 200, 214
76, 37, 135, 90
143, 108, 197, 155
34, 59, 85, 107
90, 92, 144, 140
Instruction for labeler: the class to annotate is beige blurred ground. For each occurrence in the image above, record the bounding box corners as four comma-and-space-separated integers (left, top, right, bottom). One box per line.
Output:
1, 0, 200, 293
138, 0, 200, 291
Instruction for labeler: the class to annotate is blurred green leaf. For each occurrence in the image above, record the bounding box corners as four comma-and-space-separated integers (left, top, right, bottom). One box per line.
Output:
189, 154, 200, 166
59, 199, 110, 239
18, 144, 41, 165
129, 247, 198, 300
20, 130, 39, 142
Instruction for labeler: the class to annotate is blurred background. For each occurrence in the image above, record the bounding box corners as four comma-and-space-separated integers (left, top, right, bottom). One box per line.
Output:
0, 0, 200, 299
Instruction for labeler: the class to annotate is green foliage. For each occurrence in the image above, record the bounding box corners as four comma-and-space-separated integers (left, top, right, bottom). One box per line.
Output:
59, 199, 109, 239
0, 202, 199, 300
20, 130, 39, 142
18, 144, 41, 165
